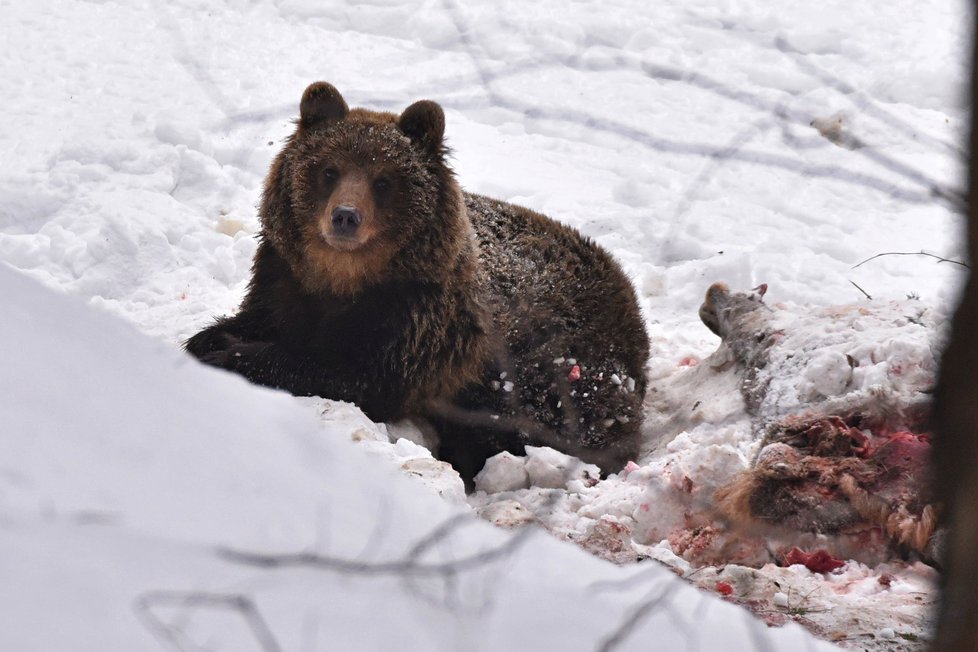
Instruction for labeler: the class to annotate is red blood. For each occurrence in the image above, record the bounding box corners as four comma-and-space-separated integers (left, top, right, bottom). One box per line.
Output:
568, 365, 581, 382
783, 547, 845, 573
622, 461, 640, 477
715, 581, 734, 596
870, 432, 930, 473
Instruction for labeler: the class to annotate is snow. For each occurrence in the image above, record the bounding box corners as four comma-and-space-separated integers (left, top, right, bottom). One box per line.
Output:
0, 262, 830, 651
1, 0, 969, 649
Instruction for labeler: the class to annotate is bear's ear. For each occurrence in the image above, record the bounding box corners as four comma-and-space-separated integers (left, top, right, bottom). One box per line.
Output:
299, 82, 349, 129
398, 100, 445, 154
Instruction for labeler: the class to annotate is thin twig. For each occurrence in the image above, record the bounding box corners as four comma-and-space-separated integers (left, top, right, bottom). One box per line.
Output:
596, 581, 679, 652
848, 280, 873, 300
134, 591, 283, 652
851, 250, 970, 270
218, 520, 535, 577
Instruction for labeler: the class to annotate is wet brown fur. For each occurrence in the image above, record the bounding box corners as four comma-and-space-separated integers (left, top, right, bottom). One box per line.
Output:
185, 82, 650, 483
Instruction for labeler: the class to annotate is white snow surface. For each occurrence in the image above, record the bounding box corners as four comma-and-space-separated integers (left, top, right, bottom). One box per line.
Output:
1, 0, 969, 650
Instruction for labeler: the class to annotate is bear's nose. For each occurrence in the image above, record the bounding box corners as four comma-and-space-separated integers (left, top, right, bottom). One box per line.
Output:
331, 205, 363, 236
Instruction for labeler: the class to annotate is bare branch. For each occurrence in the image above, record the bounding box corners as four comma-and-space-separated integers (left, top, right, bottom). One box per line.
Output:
851, 250, 970, 270
848, 280, 873, 300
217, 517, 536, 578
134, 591, 283, 652
596, 581, 680, 652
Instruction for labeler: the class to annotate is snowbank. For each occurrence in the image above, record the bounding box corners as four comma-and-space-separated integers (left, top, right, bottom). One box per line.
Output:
0, 262, 835, 650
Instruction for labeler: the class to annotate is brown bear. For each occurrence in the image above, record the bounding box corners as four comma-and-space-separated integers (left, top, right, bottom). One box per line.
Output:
185, 82, 650, 484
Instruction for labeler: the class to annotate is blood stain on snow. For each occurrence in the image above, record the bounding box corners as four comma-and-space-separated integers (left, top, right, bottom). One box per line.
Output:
783, 547, 846, 573
620, 461, 640, 478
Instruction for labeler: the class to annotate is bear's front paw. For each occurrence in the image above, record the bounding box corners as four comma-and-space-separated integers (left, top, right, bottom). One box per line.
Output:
185, 328, 243, 359
198, 341, 270, 373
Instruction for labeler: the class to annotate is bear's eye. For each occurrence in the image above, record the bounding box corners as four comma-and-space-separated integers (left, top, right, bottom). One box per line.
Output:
372, 176, 392, 194
321, 167, 339, 183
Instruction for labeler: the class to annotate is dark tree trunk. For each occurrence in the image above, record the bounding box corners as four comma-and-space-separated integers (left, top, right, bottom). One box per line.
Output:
931, 7, 978, 650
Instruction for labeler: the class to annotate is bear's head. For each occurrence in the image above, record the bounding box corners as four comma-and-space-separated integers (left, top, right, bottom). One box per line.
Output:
260, 82, 470, 296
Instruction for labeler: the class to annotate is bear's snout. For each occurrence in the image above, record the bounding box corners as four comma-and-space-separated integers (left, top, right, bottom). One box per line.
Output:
330, 205, 363, 236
